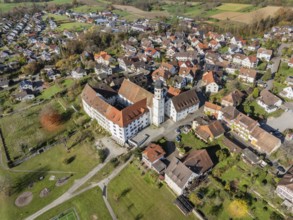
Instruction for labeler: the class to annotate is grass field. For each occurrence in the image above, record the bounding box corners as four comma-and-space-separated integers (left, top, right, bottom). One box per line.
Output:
72, 5, 105, 13
108, 164, 196, 220
37, 187, 111, 220
216, 3, 251, 12
41, 79, 75, 100
0, 100, 74, 160
180, 133, 208, 149
0, 0, 72, 13
211, 6, 284, 24
0, 127, 102, 219
54, 208, 79, 220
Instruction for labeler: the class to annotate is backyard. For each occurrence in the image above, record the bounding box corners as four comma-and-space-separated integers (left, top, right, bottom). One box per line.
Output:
193, 154, 285, 220
108, 163, 196, 220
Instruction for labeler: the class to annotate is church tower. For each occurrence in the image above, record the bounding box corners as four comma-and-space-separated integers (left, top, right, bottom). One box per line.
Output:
152, 80, 165, 126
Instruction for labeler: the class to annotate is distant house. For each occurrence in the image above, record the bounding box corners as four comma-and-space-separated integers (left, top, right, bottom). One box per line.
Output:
203, 102, 222, 118
238, 67, 257, 84
276, 166, 293, 212
142, 143, 166, 174
170, 75, 187, 89
202, 71, 219, 94
0, 78, 9, 88
71, 67, 87, 79
285, 76, 293, 86
257, 89, 282, 113
95, 64, 112, 76
288, 57, 293, 68
165, 89, 199, 122
257, 48, 273, 62
247, 40, 260, 51
94, 51, 114, 66
144, 48, 160, 59
20, 80, 33, 90
152, 68, 171, 85
14, 89, 35, 101
280, 86, 293, 99
165, 157, 196, 195
221, 90, 244, 107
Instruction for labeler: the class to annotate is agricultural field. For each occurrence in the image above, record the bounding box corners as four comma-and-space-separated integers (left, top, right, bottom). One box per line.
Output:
216, 3, 252, 12
36, 188, 111, 220
108, 164, 196, 220
211, 6, 285, 24
113, 4, 169, 19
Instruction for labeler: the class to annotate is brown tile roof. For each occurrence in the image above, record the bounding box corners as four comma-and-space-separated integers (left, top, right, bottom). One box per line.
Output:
178, 66, 198, 76
118, 79, 153, 107
143, 143, 166, 163
248, 55, 258, 63
259, 89, 281, 106
222, 136, 243, 154
278, 166, 293, 191
165, 157, 194, 189
221, 106, 240, 121
94, 51, 112, 61
183, 149, 213, 174
204, 101, 222, 111
257, 48, 273, 56
82, 84, 149, 127
167, 87, 182, 97
239, 67, 257, 79
251, 126, 281, 154
196, 120, 225, 140
221, 90, 244, 106
171, 89, 199, 112
152, 68, 171, 81
234, 112, 258, 131
202, 71, 215, 84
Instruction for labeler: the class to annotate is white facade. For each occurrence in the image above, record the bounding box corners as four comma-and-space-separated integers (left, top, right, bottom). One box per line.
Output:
238, 74, 255, 84
71, 70, 86, 79
165, 100, 199, 122
205, 82, 219, 94
257, 99, 282, 113
257, 51, 272, 62
82, 97, 150, 145
280, 87, 293, 99
276, 185, 293, 203
165, 172, 197, 195
152, 87, 165, 126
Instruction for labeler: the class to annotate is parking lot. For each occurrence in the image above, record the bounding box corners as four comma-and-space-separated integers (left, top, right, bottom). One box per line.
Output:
267, 103, 293, 132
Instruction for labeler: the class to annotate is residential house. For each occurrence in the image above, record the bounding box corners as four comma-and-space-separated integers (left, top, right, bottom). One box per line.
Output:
230, 36, 246, 48
276, 166, 293, 211
280, 86, 293, 99
14, 89, 35, 101
94, 51, 114, 66
219, 106, 281, 154
241, 148, 261, 165
170, 75, 187, 89
238, 67, 257, 84
183, 149, 214, 175
0, 78, 9, 88
152, 68, 171, 85
194, 120, 225, 142
20, 80, 33, 90
142, 143, 166, 174
257, 48, 273, 62
165, 89, 199, 122
95, 64, 112, 76
174, 51, 198, 62
203, 101, 222, 118
247, 40, 260, 51
202, 71, 219, 94
71, 67, 87, 79
221, 90, 244, 107
288, 57, 293, 68
178, 66, 198, 84
208, 39, 221, 51
165, 157, 196, 195
242, 56, 258, 69
285, 76, 293, 86
160, 62, 177, 75
257, 89, 282, 113
145, 47, 160, 59
118, 57, 138, 72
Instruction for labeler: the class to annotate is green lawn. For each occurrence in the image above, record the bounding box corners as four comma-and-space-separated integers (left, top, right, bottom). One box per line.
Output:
108, 164, 196, 220
180, 133, 208, 149
0, 0, 72, 12
216, 3, 251, 12
195, 155, 282, 220
0, 100, 75, 160
244, 100, 284, 119
41, 79, 74, 100
72, 5, 105, 13
0, 126, 102, 219
57, 22, 93, 32
36, 187, 111, 220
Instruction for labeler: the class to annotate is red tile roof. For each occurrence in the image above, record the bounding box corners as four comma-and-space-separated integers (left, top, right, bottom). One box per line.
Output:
143, 143, 166, 163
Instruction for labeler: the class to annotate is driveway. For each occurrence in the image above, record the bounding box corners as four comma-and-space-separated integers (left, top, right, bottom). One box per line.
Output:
267, 110, 293, 132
